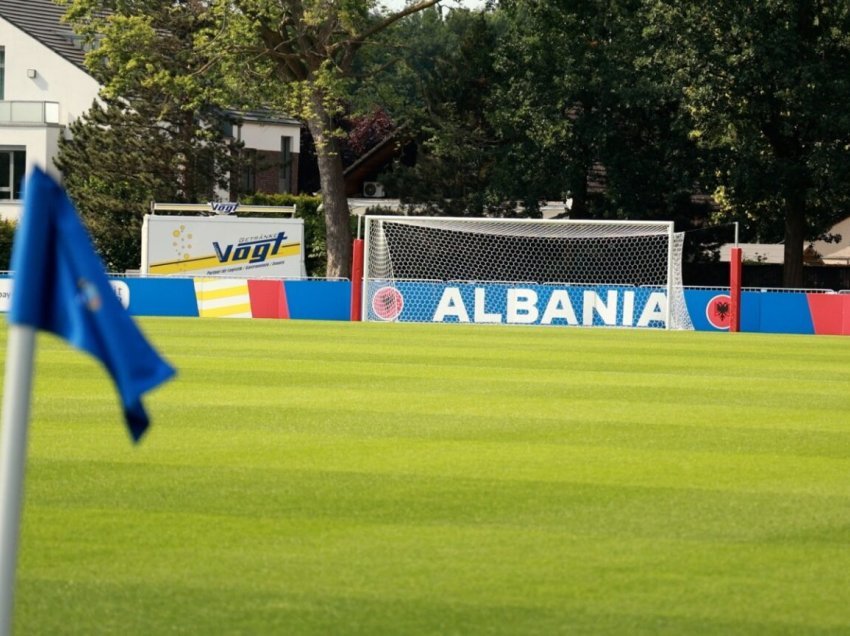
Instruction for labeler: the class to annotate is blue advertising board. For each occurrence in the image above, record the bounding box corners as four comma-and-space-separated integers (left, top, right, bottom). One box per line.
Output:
120, 277, 199, 317
366, 281, 671, 328
0, 274, 836, 335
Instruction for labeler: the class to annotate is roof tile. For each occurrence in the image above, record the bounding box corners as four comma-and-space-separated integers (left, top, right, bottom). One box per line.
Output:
0, 0, 88, 72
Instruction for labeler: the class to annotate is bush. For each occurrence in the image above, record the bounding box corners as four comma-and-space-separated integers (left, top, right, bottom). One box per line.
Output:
241, 193, 326, 277
0, 219, 17, 271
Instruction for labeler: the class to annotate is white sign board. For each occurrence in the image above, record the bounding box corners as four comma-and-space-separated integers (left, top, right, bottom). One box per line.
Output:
141, 215, 307, 278
0, 279, 12, 312
0, 279, 130, 312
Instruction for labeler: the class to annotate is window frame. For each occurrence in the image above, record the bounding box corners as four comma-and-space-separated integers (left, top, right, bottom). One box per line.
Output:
0, 47, 5, 101
279, 136, 292, 194
0, 148, 27, 201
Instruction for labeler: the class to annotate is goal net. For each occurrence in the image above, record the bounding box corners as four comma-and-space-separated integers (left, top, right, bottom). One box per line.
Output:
362, 216, 693, 329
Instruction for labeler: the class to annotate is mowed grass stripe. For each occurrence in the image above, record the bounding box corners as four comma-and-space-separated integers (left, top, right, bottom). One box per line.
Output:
3, 318, 850, 634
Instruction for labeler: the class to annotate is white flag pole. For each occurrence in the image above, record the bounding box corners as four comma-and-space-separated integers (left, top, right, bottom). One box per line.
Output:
0, 324, 37, 636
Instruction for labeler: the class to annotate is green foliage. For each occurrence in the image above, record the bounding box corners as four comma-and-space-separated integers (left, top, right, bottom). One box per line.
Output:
490, 0, 708, 223
369, 8, 529, 217
55, 1, 239, 272
57, 97, 236, 272
360, 3, 706, 223
204, 0, 372, 123
0, 218, 16, 271
240, 192, 327, 277
52, 0, 850, 285
60, 0, 230, 111
644, 0, 850, 284
203, 0, 441, 277
356, 0, 850, 283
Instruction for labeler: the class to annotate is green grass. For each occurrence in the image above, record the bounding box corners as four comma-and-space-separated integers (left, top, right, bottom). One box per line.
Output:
4, 318, 850, 634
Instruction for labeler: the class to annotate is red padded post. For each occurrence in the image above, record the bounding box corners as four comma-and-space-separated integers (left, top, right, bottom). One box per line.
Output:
729, 246, 742, 332
350, 238, 364, 321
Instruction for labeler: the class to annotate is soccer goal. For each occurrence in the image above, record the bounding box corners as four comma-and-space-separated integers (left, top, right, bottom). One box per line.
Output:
361, 216, 693, 329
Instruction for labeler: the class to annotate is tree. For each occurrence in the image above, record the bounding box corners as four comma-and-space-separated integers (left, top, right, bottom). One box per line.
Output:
372, 1, 707, 222
491, 0, 707, 224
57, 0, 237, 270
206, 0, 442, 278
367, 7, 520, 216
644, 0, 850, 286
57, 97, 234, 271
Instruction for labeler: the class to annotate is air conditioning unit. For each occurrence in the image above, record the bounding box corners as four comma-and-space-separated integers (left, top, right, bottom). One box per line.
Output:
363, 181, 385, 198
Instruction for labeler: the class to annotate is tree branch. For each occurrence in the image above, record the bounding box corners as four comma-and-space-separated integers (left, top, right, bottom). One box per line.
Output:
357, 0, 442, 43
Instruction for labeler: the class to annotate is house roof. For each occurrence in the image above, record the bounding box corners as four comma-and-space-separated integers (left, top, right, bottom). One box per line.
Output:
343, 124, 410, 197
0, 0, 88, 72
0, 1, 300, 130
813, 215, 850, 259
720, 243, 785, 264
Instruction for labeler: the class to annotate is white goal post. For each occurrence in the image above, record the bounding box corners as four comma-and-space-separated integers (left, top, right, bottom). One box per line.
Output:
361, 216, 693, 329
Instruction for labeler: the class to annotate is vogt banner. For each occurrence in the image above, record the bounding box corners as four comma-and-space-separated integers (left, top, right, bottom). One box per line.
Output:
141, 215, 306, 278
366, 281, 670, 328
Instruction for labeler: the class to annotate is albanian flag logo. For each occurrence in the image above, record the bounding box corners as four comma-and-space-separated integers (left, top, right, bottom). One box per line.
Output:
372, 286, 404, 321
706, 294, 732, 330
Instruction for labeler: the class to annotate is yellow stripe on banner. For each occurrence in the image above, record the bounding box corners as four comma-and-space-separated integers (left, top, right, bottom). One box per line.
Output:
196, 285, 249, 301
149, 244, 301, 275
151, 255, 223, 274
198, 302, 253, 318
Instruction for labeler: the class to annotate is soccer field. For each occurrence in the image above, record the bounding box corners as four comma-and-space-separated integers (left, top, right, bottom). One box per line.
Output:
4, 318, 850, 634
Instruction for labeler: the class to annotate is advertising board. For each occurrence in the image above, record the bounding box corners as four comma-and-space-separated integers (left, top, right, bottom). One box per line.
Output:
140, 215, 306, 278
366, 281, 671, 328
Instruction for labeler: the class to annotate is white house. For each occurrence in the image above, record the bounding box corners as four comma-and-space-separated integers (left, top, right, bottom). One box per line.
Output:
0, 0, 99, 219
0, 0, 301, 221
719, 243, 786, 264
811, 216, 850, 265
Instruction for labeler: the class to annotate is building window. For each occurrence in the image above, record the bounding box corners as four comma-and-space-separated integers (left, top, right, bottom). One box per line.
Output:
279, 136, 292, 193
0, 149, 26, 200
240, 149, 256, 194
0, 48, 5, 100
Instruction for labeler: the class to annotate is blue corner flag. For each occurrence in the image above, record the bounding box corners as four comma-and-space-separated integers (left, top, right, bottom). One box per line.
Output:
7, 167, 175, 442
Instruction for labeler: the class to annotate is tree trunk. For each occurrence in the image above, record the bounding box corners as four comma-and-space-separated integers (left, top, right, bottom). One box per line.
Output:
763, 128, 808, 289
567, 162, 590, 219
783, 197, 805, 288
306, 93, 352, 279
182, 110, 197, 202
